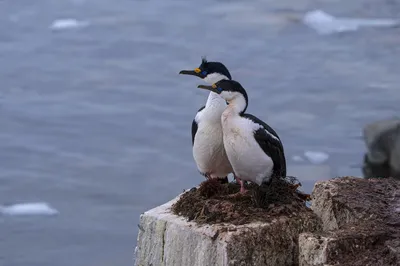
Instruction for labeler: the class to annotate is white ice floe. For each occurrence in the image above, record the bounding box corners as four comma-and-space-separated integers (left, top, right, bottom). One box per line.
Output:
0, 202, 59, 216
303, 10, 399, 35
292, 155, 305, 162
304, 151, 329, 164
49, 19, 89, 30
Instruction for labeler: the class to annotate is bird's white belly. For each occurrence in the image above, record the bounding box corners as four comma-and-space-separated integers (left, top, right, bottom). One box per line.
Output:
193, 124, 232, 178
223, 125, 273, 185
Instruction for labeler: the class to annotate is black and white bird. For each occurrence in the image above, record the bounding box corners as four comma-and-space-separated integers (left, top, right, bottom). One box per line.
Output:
179, 58, 234, 183
197, 79, 286, 194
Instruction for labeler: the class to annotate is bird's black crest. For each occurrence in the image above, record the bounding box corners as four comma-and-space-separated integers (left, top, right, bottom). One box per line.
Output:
197, 57, 232, 80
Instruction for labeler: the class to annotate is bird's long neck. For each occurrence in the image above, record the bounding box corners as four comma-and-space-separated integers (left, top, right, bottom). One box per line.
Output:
204, 73, 229, 109
226, 94, 248, 116
201, 93, 226, 124
205, 91, 226, 108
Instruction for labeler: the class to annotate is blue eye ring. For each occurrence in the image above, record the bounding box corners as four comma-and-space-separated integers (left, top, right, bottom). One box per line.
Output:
201, 71, 207, 76
217, 87, 223, 92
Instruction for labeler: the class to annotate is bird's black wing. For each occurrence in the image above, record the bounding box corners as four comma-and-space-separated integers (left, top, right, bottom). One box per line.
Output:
243, 113, 287, 178
191, 106, 205, 145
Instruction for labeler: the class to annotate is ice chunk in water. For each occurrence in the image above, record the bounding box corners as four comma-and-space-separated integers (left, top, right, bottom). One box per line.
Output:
0, 202, 59, 216
303, 10, 399, 35
292, 155, 305, 162
50, 19, 89, 30
304, 151, 329, 164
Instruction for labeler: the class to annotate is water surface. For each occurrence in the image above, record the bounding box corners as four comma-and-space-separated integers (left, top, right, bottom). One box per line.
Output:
1, 0, 400, 265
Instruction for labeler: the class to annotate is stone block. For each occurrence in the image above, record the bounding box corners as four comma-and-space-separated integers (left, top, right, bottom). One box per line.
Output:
135, 193, 321, 266
299, 177, 400, 266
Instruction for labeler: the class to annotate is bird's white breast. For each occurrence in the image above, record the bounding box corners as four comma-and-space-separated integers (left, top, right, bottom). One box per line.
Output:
221, 111, 273, 185
193, 107, 233, 178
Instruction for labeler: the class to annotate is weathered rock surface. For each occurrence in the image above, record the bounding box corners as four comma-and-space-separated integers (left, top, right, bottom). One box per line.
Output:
135, 177, 400, 266
299, 177, 400, 266
134, 192, 321, 266
362, 118, 400, 179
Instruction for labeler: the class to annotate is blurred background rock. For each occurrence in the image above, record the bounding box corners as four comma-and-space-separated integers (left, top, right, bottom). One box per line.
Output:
362, 118, 400, 180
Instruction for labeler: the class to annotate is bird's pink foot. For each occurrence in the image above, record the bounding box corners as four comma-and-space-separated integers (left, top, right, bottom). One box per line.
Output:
234, 175, 240, 183
234, 175, 248, 194
239, 180, 248, 194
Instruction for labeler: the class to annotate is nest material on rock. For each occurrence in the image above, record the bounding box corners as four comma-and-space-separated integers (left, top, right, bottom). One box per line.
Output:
171, 176, 311, 225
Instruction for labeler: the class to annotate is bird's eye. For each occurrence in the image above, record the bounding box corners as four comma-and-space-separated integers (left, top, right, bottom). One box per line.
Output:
217, 87, 223, 92
201, 71, 207, 76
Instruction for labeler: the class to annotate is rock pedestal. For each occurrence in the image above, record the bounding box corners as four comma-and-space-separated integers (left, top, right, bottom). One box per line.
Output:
134, 177, 400, 266
299, 177, 400, 266
134, 194, 321, 266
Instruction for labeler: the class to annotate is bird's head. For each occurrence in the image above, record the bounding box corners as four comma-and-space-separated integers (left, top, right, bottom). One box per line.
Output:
179, 57, 232, 84
197, 79, 248, 112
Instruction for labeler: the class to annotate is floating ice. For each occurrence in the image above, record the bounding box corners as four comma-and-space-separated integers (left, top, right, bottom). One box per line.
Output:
303, 10, 399, 35
304, 151, 329, 164
292, 155, 305, 162
49, 19, 89, 30
0, 202, 59, 216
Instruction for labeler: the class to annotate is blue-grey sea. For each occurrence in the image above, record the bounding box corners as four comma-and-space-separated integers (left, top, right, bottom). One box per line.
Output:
1, 0, 400, 265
